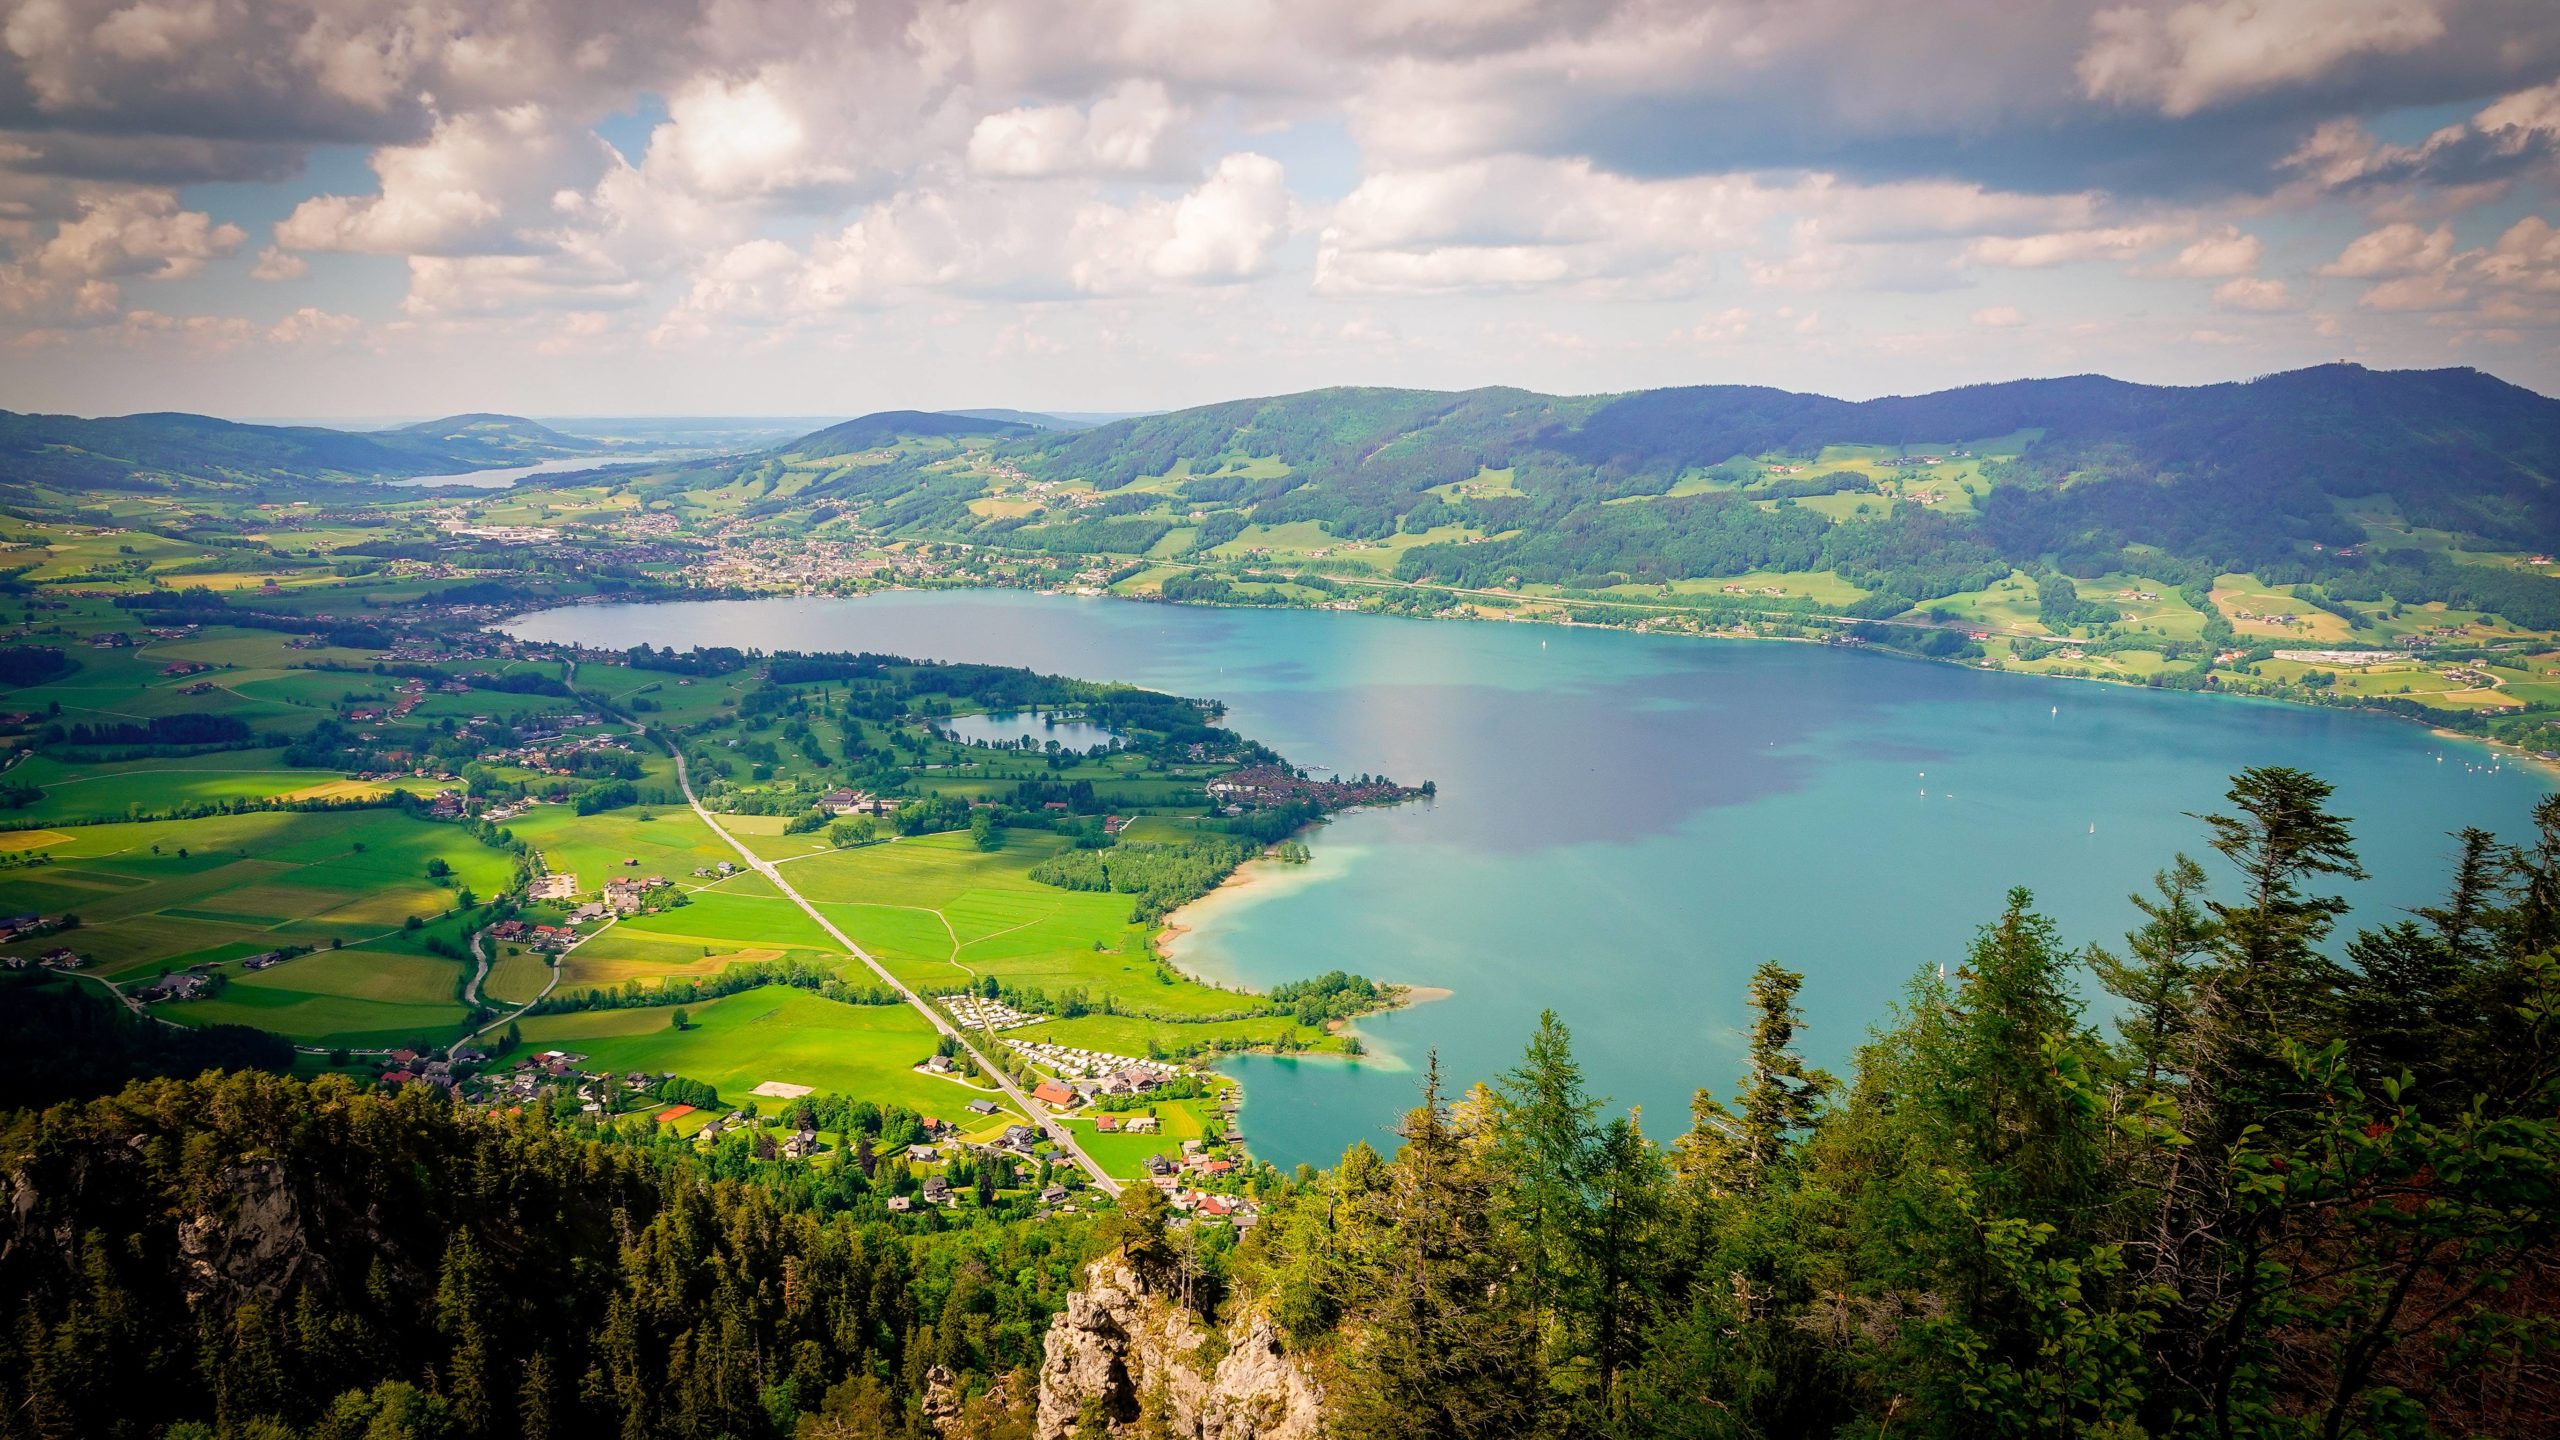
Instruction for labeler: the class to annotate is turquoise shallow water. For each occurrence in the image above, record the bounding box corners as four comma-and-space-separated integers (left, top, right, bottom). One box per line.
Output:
510, 592, 2556, 1171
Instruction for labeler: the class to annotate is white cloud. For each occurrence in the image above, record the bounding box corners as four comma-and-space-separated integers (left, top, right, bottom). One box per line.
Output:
2479, 215, 2560, 293
0, 184, 239, 326
661, 152, 1298, 331
277, 105, 598, 257
1971, 304, 2025, 327
968, 80, 1184, 179
1960, 224, 2181, 268
1681, 307, 1752, 344
2078, 0, 2447, 118
34, 186, 240, 281
1316, 156, 1766, 294
267, 305, 361, 346
2213, 276, 2299, 311
2318, 221, 2454, 277
2357, 272, 2469, 310
1076, 152, 1294, 286
249, 244, 307, 280
2155, 225, 2262, 277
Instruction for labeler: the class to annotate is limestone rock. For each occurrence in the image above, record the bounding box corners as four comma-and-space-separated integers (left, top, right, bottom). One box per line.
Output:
1035, 1256, 1323, 1440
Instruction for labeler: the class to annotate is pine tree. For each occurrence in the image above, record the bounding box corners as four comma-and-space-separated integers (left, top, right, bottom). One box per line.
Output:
1736, 963, 1830, 1184
1927, 890, 2106, 1228
2088, 855, 2218, 1092
1488, 1011, 1598, 1339
1337, 1053, 1542, 1440
2193, 766, 2363, 1067
1575, 1113, 1665, 1419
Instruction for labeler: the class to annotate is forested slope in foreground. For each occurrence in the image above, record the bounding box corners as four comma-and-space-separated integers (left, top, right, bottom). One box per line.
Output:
6, 767, 2560, 1440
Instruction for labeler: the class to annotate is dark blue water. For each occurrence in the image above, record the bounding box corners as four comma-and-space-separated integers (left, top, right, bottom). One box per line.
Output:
509, 592, 2555, 1170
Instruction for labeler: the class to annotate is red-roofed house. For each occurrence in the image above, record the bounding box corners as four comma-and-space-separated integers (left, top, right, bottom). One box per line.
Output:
1031, 1080, 1075, 1108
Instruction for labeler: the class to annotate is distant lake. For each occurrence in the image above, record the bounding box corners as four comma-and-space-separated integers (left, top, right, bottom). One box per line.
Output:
943, 711, 1120, 749
507, 591, 2557, 1171
390, 453, 678, 489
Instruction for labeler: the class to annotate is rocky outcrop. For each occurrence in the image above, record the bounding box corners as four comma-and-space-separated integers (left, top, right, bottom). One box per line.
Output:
178, 1156, 320, 1309
1034, 1257, 1324, 1440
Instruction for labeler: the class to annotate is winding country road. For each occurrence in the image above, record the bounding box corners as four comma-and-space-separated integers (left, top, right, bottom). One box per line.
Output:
657, 730, 1122, 1197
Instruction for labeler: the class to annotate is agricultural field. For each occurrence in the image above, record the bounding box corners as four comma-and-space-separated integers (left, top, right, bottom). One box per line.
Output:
1922, 571, 2050, 634
2212, 574, 2357, 642
1053, 1096, 1224, 1179
510, 984, 999, 1117
769, 829, 1345, 1051
2, 751, 391, 823
0, 808, 511, 979
507, 802, 739, 886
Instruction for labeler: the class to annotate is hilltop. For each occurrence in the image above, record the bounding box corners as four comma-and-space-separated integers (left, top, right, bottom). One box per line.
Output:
0, 408, 601, 497
375, 412, 605, 466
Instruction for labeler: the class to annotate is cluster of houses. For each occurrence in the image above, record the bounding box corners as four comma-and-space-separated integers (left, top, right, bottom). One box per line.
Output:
1, 945, 84, 972
443, 522, 561, 543
382, 1046, 486, 1089
132, 970, 212, 1001
0, 913, 70, 946
483, 733, 634, 778
1004, 1038, 1172, 1089
471, 1051, 641, 1111
820, 787, 896, 817
598, 874, 672, 916
682, 1108, 828, 1158
485, 917, 581, 952
1201, 765, 1420, 812
940, 993, 1048, 1030
2230, 608, 2311, 628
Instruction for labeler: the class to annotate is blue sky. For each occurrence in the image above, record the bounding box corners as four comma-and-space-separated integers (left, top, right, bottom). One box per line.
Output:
0, 0, 2556, 418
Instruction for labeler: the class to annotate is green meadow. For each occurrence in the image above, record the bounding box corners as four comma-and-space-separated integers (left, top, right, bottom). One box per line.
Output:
510, 984, 999, 1118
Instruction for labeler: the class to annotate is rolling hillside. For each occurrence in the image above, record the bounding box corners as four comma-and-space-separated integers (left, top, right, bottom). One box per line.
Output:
0, 408, 601, 498
373, 412, 604, 466
733, 366, 2560, 642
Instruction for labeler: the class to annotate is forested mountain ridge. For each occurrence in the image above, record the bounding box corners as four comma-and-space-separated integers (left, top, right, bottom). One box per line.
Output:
700, 365, 2560, 706
376, 413, 604, 466
0, 407, 596, 495
971, 363, 2560, 564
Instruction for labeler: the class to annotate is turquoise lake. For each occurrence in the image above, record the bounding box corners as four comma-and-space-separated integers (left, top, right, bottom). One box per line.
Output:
510, 591, 2557, 1172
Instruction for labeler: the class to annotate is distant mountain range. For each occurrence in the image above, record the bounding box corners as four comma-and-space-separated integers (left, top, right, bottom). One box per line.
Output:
7, 368, 2557, 639
736, 364, 2560, 632
0, 408, 606, 497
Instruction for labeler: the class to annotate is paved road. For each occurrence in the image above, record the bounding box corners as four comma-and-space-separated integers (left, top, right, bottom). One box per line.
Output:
659, 731, 1122, 1196
460, 921, 581, 1046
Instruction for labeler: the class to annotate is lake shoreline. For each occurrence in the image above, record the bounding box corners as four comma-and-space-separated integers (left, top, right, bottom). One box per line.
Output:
1155, 837, 1434, 1026
506, 587, 2559, 1173
576, 576, 2550, 767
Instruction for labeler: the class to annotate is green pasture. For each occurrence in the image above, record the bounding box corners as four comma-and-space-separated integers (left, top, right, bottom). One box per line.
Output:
510, 984, 994, 1115
507, 802, 738, 886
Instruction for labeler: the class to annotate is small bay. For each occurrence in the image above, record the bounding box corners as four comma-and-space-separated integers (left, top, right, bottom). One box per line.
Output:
508, 591, 2557, 1171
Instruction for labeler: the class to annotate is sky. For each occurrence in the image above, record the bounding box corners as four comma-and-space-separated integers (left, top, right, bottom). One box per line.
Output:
0, 0, 2557, 420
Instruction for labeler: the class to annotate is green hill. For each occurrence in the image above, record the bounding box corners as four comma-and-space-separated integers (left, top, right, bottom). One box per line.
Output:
779, 409, 1038, 454
759, 364, 2560, 635
0, 408, 599, 499
375, 412, 604, 466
